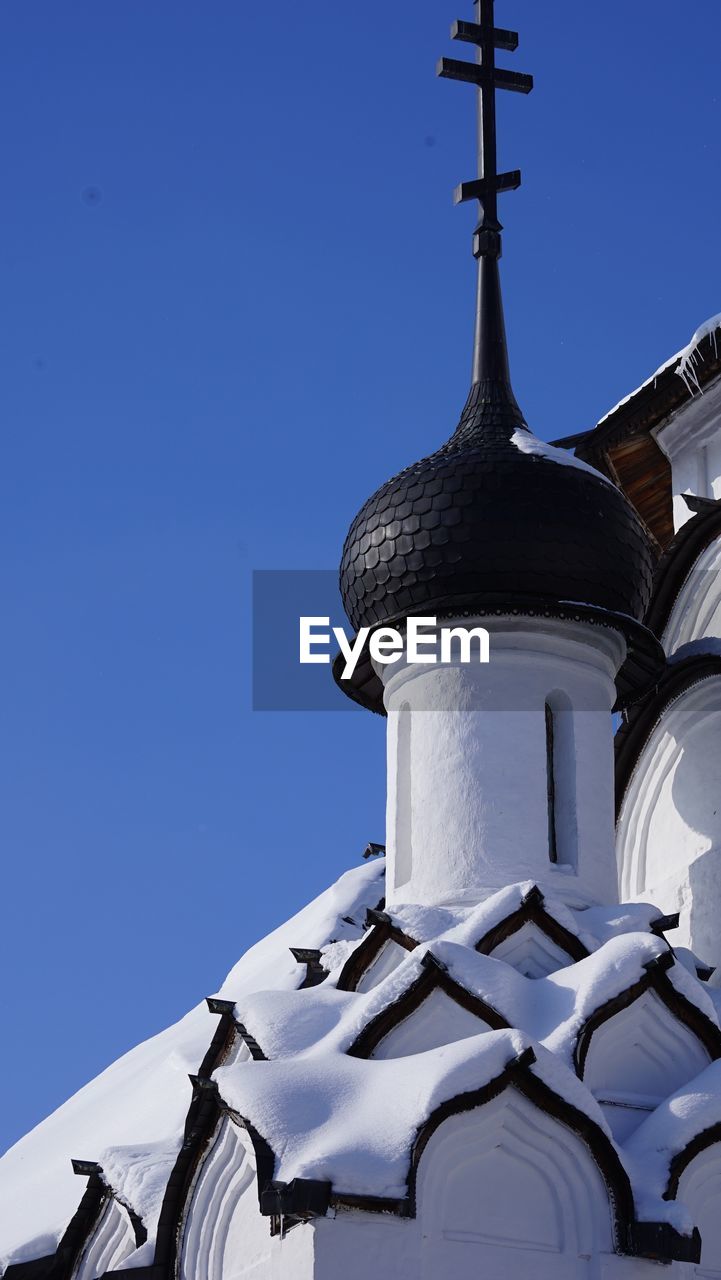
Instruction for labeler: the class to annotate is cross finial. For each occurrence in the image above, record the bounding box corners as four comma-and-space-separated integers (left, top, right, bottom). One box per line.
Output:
437, 1, 533, 391
438, 0, 533, 260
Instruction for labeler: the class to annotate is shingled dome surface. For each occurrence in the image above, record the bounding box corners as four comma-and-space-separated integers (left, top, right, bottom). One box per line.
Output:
340, 380, 656, 634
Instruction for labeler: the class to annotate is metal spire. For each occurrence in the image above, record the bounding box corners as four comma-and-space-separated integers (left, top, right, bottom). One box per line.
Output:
438, 0, 532, 388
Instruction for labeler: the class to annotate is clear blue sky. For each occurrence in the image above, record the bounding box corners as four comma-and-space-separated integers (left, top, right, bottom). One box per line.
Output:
1, 0, 719, 1155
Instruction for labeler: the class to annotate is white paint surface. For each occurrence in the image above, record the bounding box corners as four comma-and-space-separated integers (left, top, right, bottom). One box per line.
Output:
381, 617, 625, 909
653, 374, 721, 531
617, 677, 721, 967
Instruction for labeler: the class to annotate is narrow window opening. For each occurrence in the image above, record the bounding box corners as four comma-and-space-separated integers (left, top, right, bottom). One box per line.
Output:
545, 695, 577, 870
394, 702, 412, 889
545, 702, 558, 864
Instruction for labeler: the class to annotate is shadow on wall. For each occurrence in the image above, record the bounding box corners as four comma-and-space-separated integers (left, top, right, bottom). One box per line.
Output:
670, 725, 721, 969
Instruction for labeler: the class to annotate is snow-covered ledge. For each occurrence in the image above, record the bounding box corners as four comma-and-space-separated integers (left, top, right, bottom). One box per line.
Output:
379, 616, 625, 911
653, 373, 721, 532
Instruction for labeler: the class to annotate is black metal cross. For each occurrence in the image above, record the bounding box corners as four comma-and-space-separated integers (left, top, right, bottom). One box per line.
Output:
438, 0, 532, 259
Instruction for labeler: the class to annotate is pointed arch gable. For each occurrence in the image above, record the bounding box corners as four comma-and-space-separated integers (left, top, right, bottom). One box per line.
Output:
3, 1169, 106, 1280
3, 1165, 147, 1280
144, 1003, 246, 1278
665, 1122, 721, 1202
474, 886, 589, 970
336, 913, 418, 994
574, 953, 721, 1082
346, 953, 508, 1060
70, 1193, 141, 1280
407, 1053, 633, 1241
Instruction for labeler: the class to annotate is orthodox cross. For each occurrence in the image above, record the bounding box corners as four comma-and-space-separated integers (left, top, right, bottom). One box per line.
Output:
438, 0, 533, 260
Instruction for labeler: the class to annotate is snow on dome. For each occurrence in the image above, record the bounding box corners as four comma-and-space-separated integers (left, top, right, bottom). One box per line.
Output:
511, 428, 616, 485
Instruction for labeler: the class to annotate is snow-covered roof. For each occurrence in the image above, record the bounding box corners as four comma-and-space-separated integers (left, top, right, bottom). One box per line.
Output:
597, 313, 721, 430
3, 861, 721, 1273
0, 861, 384, 1272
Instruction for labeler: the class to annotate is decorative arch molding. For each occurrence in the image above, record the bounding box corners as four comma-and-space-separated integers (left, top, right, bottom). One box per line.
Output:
140, 1000, 245, 1278
336, 910, 418, 994
616, 656, 721, 823
666, 1122, 721, 1202
346, 953, 509, 1060
177, 1116, 258, 1280
416, 1088, 612, 1272
661, 533, 721, 656
2, 1169, 113, 1280
330, 1048, 699, 1263
2, 1162, 146, 1280
645, 500, 721, 646
70, 1191, 141, 1280
574, 952, 721, 1083
182, 1048, 702, 1264
615, 661, 721, 906
474, 885, 589, 975
665, 1129, 721, 1278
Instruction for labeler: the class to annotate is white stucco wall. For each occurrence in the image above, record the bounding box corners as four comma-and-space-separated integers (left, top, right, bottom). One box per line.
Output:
617, 676, 721, 967
653, 375, 721, 532
380, 617, 625, 909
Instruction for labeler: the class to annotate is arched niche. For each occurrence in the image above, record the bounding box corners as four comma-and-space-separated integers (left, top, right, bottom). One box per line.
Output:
581, 990, 712, 1140
370, 987, 495, 1060
71, 1196, 137, 1280
486, 922, 576, 979
179, 1115, 265, 1280
355, 938, 412, 993
416, 1090, 614, 1278
617, 675, 721, 916
662, 534, 721, 657
675, 1142, 721, 1278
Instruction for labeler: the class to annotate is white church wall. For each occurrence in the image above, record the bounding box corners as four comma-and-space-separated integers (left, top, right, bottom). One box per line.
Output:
415, 1090, 615, 1279
661, 534, 721, 658
307, 1089, 674, 1280
70, 1196, 136, 1280
617, 677, 721, 967
653, 375, 721, 532
381, 617, 624, 910
676, 1144, 721, 1279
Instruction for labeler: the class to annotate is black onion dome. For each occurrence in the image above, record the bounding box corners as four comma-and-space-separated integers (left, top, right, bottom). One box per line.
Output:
339, 378, 655, 633
334, 19, 664, 714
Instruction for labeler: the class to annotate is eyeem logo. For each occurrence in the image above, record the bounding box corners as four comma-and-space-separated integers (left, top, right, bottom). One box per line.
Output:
300, 616, 491, 681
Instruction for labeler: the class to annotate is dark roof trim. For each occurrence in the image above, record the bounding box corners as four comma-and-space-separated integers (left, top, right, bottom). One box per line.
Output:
574, 951, 721, 1078
289, 948, 329, 990
615, 656, 721, 818
332, 1048, 697, 1262
578, 324, 721, 465
3, 1171, 107, 1280
336, 917, 418, 994
346, 952, 509, 1059
149, 1007, 240, 1277
234, 1024, 268, 1062
650, 913, 681, 937
665, 1120, 721, 1201
644, 500, 721, 640
334, 598, 665, 715
475, 884, 590, 965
